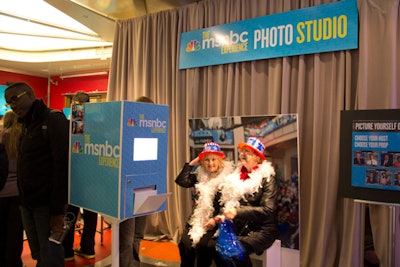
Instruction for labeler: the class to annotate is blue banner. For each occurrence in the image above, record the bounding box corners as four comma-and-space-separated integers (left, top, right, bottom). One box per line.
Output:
179, 0, 358, 69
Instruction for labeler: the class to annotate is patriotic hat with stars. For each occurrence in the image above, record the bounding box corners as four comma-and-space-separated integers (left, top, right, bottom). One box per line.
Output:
198, 142, 226, 161
237, 137, 266, 160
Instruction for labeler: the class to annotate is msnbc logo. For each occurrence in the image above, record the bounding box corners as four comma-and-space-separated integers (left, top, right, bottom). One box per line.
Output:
72, 140, 120, 158
185, 40, 201, 52
127, 114, 167, 133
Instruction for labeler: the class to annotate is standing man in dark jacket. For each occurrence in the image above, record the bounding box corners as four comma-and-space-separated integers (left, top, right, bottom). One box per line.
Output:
4, 82, 69, 267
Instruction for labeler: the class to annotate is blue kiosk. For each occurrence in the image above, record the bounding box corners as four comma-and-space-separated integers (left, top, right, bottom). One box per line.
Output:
69, 101, 170, 266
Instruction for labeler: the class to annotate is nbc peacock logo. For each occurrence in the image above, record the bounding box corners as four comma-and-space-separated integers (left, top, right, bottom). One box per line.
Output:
185, 40, 201, 52
72, 141, 83, 153
127, 118, 139, 127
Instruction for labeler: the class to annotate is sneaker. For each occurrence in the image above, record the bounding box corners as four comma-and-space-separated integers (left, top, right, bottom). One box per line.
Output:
74, 248, 95, 259
64, 256, 74, 262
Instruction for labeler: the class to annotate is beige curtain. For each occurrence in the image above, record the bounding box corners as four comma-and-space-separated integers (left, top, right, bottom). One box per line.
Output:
107, 0, 400, 266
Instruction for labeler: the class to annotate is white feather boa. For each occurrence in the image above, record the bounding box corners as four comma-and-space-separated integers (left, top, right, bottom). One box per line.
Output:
188, 161, 235, 246
219, 161, 275, 211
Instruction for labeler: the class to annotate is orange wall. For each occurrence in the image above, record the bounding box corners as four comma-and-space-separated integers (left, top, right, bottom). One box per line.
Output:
0, 70, 109, 110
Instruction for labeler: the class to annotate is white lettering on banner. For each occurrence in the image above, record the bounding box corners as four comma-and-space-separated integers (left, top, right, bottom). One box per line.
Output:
368, 136, 378, 141
202, 30, 249, 49
354, 135, 368, 141
139, 118, 167, 128
373, 123, 397, 131
354, 122, 374, 130
379, 142, 389, 148
128, 114, 167, 133
254, 24, 293, 49
353, 135, 390, 149
84, 140, 120, 158
379, 136, 388, 141
354, 142, 368, 148
179, 0, 358, 69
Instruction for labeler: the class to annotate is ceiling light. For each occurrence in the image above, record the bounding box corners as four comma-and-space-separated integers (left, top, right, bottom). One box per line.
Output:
60, 71, 108, 79
0, 0, 112, 52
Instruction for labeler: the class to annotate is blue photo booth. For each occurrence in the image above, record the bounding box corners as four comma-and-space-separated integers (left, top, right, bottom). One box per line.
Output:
69, 101, 170, 221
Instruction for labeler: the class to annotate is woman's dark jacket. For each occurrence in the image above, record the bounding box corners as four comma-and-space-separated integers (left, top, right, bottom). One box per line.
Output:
175, 163, 222, 226
18, 99, 69, 215
234, 175, 279, 254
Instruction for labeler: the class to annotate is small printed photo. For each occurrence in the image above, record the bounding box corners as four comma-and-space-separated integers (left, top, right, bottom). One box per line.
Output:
353, 151, 365, 166
365, 170, 377, 184
377, 169, 391, 186
72, 120, 84, 135
365, 151, 378, 166
380, 152, 394, 167
71, 104, 84, 120
393, 153, 400, 168
394, 171, 400, 186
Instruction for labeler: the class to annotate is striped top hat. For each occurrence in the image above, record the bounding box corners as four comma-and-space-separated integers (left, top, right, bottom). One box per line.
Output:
237, 137, 266, 160
198, 142, 226, 161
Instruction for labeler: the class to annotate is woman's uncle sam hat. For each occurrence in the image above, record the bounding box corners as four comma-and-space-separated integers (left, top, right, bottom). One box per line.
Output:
199, 142, 226, 161
238, 137, 266, 161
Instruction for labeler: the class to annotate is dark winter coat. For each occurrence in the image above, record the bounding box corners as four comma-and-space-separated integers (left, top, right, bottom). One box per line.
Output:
0, 143, 8, 190
234, 176, 279, 254
17, 99, 69, 215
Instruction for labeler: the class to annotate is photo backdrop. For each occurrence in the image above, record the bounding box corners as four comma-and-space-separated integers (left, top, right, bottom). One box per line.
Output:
189, 114, 300, 250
